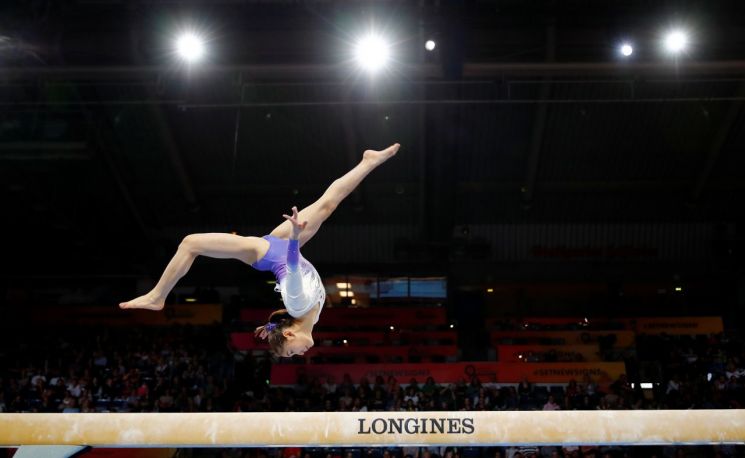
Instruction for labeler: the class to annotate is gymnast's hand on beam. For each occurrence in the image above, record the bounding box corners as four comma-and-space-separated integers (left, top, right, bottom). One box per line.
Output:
282, 206, 307, 240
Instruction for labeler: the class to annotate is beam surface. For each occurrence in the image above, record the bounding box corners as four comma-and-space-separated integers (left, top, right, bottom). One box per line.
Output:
1, 411, 745, 447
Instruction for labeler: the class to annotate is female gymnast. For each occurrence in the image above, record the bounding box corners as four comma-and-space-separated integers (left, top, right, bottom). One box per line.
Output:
119, 143, 400, 357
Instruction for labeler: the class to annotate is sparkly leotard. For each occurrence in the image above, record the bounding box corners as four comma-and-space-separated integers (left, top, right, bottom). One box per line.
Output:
250, 235, 326, 323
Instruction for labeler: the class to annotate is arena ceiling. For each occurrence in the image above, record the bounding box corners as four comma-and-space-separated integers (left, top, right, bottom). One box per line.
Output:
1, 0, 745, 283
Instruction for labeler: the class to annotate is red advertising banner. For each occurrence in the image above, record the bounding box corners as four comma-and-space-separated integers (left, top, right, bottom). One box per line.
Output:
622, 316, 723, 335
305, 345, 458, 362
240, 307, 448, 327
485, 317, 626, 331
497, 344, 601, 362
231, 330, 457, 350
486, 316, 723, 334
490, 330, 636, 348
271, 362, 626, 385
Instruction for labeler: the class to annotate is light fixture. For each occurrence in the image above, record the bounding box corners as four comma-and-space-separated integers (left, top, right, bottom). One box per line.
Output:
664, 30, 688, 54
175, 32, 205, 62
425, 40, 436, 51
355, 34, 390, 72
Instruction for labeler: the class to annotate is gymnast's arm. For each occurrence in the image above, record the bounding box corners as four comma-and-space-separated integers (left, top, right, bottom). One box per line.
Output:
283, 238, 304, 303
282, 206, 310, 313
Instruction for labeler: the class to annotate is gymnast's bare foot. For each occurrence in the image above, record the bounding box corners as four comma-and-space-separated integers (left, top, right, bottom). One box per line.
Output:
119, 292, 164, 311
363, 143, 400, 167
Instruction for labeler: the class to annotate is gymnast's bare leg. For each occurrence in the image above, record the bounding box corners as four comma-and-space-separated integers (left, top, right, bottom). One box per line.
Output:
119, 234, 270, 310
119, 143, 400, 311
269, 143, 400, 246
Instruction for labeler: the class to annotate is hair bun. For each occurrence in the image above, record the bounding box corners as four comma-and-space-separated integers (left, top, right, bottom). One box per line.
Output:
268, 309, 291, 324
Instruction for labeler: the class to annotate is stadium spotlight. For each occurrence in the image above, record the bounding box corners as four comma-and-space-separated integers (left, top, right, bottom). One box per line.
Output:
664, 30, 688, 54
620, 43, 633, 57
425, 40, 436, 51
355, 34, 390, 72
175, 32, 205, 62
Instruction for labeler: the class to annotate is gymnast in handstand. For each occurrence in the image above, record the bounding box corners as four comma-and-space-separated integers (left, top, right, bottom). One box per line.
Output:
120, 143, 400, 357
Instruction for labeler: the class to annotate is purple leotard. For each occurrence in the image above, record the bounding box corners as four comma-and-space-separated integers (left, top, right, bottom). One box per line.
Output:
251, 235, 326, 322
251, 235, 299, 281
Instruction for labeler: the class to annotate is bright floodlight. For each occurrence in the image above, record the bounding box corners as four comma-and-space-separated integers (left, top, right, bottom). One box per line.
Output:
620, 43, 633, 57
176, 33, 205, 62
355, 35, 390, 72
425, 40, 436, 51
664, 30, 688, 53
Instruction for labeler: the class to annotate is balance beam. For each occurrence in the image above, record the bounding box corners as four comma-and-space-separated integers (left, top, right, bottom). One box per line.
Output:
2, 410, 745, 447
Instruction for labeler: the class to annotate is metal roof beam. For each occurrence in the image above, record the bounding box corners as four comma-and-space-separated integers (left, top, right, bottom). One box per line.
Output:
4, 60, 745, 80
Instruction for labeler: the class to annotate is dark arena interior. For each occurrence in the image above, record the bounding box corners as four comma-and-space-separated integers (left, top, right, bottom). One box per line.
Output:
2, 0, 745, 457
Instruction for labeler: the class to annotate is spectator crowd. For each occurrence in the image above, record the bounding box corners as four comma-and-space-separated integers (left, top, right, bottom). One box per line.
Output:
1, 325, 744, 458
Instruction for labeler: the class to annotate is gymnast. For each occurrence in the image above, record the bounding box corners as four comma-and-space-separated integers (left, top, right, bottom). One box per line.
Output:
120, 143, 400, 357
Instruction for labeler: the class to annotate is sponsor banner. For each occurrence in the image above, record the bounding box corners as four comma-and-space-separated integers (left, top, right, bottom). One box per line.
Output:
307, 345, 458, 360
357, 416, 474, 436
271, 362, 626, 385
231, 330, 458, 350
312, 330, 459, 344
240, 307, 448, 327
487, 316, 724, 334
622, 316, 723, 335
504, 317, 593, 326
27, 304, 222, 326
490, 330, 635, 348
485, 317, 626, 331
497, 344, 601, 362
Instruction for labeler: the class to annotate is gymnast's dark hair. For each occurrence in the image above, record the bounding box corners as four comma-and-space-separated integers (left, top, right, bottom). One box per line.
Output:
254, 309, 295, 357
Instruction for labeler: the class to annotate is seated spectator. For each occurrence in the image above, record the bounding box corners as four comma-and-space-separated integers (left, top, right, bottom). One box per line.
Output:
725, 361, 745, 380
322, 377, 338, 397
352, 398, 367, 412
339, 388, 354, 410
422, 377, 438, 398
370, 389, 386, 411
542, 394, 560, 411
581, 374, 598, 399
62, 397, 80, 413
666, 374, 682, 395
539, 446, 558, 458
473, 387, 490, 411
403, 386, 419, 407
565, 379, 580, 408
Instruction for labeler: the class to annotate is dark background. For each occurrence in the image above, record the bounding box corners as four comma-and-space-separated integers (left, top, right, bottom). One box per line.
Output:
1, 0, 745, 321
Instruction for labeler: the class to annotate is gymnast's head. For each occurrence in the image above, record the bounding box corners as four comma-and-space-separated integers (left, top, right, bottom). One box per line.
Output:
254, 309, 314, 358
